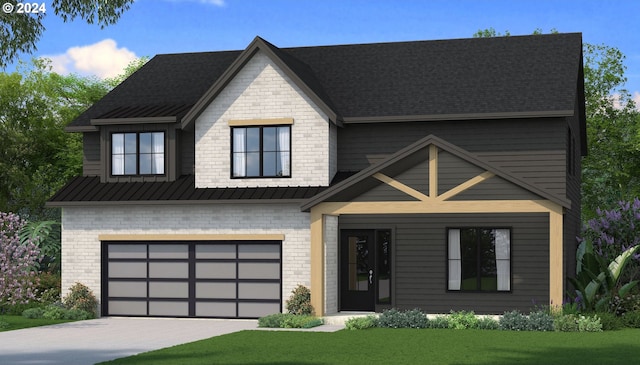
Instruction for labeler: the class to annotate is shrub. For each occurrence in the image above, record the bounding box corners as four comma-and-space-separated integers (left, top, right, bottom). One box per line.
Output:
554, 314, 579, 332
0, 320, 8, 330
553, 314, 603, 332
621, 310, 640, 328
63, 282, 97, 318
598, 312, 624, 330
42, 304, 67, 320
476, 316, 499, 330
345, 315, 378, 330
22, 307, 45, 319
577, 315, 603, 332
63, 309, 93, 320
35, 271, 60, 304
285, 285, 314, 316
258, 313, 289, 328
499, 310, 529, 331
377, 308, 428, 328
448, 310, 479, 329
428, 316, 450, 329
527, 310, 554, 331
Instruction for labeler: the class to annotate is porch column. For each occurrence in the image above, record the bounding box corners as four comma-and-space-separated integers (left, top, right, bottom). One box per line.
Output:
549, 207, 564, 309
310, 208, 325, 316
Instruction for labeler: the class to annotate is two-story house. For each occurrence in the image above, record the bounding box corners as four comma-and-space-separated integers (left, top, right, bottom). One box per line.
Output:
48, 33, 586, 319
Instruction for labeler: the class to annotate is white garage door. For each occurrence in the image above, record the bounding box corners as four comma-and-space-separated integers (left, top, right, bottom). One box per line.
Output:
102, 241, 282, 318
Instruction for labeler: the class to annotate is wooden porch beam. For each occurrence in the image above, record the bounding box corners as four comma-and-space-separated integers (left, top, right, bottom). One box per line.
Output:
437, 171, 495, 201
373, 173, 430, 202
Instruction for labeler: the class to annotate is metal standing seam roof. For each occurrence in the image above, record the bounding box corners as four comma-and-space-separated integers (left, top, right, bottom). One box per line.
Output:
46, 175, 327, 206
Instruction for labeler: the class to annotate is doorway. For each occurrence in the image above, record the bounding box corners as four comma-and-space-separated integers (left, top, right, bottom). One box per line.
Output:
339, 229, 391, 311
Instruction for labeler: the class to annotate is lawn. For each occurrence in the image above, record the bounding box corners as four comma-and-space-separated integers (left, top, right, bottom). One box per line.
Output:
101, 328, 640, 365
0, 315, 73, 331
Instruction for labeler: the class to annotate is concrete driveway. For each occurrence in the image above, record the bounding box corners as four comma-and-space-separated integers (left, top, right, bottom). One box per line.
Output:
0, 317, 258, 365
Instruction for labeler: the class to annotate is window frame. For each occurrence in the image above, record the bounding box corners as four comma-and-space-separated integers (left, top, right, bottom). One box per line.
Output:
230, 125, 292, 179
446, 227, 512, 293
110, 131, 166, 177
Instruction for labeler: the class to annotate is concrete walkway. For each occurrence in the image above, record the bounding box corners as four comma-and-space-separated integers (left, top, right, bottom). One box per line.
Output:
0, 317, 259, 365
0, 317, 345, 365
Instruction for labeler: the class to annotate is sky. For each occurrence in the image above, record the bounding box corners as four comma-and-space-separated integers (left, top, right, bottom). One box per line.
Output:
12, 0, 640, 105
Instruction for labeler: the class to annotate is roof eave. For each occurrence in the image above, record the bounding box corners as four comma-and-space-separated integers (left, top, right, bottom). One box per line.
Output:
46, 198, 309, 208
342, 110, 575, 124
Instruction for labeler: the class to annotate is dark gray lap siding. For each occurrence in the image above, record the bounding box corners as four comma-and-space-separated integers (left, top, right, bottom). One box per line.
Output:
339, 213, 549, 314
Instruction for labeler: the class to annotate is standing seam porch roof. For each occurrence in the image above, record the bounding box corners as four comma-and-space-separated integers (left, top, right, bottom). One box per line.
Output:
67, 33, 585, 138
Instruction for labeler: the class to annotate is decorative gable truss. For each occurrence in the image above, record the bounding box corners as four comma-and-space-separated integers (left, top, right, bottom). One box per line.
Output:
302, 135, 569, 316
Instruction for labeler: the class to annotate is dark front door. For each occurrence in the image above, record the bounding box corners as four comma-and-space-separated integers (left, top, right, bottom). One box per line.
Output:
340, 230, 391, 311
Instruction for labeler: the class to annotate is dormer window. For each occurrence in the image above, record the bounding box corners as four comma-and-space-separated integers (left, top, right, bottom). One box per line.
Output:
231, 126, 291, 178
112, 132, 165, 176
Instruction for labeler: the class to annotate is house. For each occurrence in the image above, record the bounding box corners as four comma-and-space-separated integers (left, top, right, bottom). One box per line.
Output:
48, 33, 586, 318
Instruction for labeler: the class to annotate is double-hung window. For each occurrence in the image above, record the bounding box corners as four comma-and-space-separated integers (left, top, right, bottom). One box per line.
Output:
448, 228, 511, 291
112, 132, 165, 176
232, 126, 291, 178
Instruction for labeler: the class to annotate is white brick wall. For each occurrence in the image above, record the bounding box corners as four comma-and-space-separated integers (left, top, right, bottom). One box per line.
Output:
195, 51, 336, 188
61, 204, 311, 314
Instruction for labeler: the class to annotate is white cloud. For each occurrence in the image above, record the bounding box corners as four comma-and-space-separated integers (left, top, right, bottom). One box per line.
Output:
633, 91, 640, 109
42, 39, 137, 79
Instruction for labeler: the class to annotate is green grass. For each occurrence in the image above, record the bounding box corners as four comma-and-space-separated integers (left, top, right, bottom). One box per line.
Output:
0, 315, 73, 331
101, 328, 640, 365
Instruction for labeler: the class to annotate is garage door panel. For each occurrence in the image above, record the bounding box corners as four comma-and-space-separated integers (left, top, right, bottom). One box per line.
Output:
109, 262, 147, 278
149, 282, 189, 298
196, 282, 236, 299
149, 244, 189, 259
239, 283, 280, 300
149, 301, 189, 316
105, 241, 281, 319
149, 262, 188, 278
109, 300, 147, 316
196, 262, 236, 279
239, 262, 280, 279
239, 302, 280, 318
109, 281, 146, 297
196, 302, 236, 317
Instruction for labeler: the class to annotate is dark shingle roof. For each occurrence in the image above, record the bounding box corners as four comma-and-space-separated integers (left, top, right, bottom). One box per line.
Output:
47, 175, 326, 205
67, 33, 583, 129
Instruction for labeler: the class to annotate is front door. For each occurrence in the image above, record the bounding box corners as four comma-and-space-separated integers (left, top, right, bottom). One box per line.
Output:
340, 229, 391, 311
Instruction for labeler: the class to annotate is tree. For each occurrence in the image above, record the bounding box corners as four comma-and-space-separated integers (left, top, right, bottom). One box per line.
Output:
0, 212, 42, 307
0, 58, 109, 220
0, 0, 135, 68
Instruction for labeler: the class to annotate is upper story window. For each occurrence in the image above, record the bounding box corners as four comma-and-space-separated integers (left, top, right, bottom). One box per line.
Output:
448, 228, 511, 292
232, 126, 291, 178
112, 132, 165, 176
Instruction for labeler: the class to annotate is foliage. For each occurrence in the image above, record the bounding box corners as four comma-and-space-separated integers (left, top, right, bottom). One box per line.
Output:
475, 316, 500, 330
344, 315, 378, 330
0, 212, 42, 307
597, 312, 625, 330
447, 310, 479, 329
569, 237, 639, 312
427, 315, 450, 329
20, 221, 61, 272
554, 314, 602, 332
620, 310, 640, 328
257, 313, 322, 329
377, 308, 429, 328
285, 284, 314, 316
37, 303, 92, 320
62, 282, 97, 317
0, 0, 135, 67
499, 310, 530, 331
34, 271, 61, 304
21, 307, 44, 319
526, 310, 555, 331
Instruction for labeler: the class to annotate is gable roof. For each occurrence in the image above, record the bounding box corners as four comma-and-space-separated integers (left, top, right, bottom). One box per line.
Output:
300, 134, 572, 212
66, 33, 585, 132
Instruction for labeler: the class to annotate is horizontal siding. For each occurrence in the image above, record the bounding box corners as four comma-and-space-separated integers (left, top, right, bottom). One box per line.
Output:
452, 176, 542, 201
340, 213, 550, 314
179, 130, 195, 176
391, 159, 429, 196
352, 181, 416, 202
83, 132, 100, 177
438, 150, 484, 194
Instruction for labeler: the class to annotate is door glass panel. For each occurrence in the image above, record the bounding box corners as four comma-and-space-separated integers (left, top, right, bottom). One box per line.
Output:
376, 230, 391, 304
347, 235, 369, 291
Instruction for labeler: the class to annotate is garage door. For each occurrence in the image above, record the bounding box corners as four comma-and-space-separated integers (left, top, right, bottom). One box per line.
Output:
102, 241, 282, 318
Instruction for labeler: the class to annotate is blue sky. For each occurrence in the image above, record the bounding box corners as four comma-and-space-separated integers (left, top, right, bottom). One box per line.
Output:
22, 0, 640, 104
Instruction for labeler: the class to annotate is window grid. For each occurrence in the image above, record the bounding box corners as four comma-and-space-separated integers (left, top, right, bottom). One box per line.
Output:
231, 126, 291, 178
112, 132, 165, 176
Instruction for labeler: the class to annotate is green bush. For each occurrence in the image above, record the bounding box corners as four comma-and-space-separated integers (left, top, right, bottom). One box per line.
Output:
42, 304, 67, 320
499, 310, 529, 331
448, 310, 479, 329
476, 316, 500, 330
621, 310, 640, 328
63, 309, 93, 320
428, 316, 450, 329
63, 282, 97, 318
527, 310, 554, 331
0, 320, 9, 330
598, 312, 625, 330
258, 313, 289, 328
345, 315, 378, 330
377, 308, 428, 328
577, 315, 603, 332
554, 314, 579, 332
285, 285, 314, 316
22, 307, 45, 319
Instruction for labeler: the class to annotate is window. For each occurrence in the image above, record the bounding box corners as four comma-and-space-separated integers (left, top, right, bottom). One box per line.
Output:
448, 228, 510, 291
112, 132, 165, 176
232, 126, 290, 178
